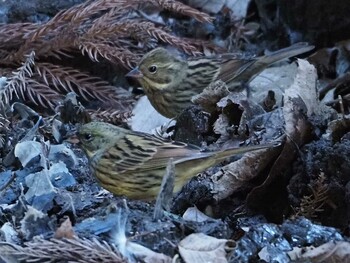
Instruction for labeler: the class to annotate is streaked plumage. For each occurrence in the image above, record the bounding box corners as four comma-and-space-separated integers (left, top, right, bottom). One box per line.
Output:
78, 121, 278, 200
127, 43, 314, 118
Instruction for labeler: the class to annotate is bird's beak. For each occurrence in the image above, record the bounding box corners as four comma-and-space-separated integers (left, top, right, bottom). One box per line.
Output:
126, 67, 143, 79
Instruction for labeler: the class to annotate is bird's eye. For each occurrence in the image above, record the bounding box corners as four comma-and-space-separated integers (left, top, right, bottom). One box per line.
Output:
148, 65, 157, 74
83, 133, 93, 141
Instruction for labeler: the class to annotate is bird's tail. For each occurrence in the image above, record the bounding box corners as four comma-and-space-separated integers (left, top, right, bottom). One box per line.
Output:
258, 42, 314, 66
230, 42, 314, 88
215, 141, 281, 161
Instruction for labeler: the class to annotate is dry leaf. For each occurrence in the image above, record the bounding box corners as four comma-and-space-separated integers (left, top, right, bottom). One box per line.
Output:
246, 59, 319, 215
284, 59, 319, 117
126, 242, 172, 263
288, 241, 350, 262
211, 146, 281, 201
182, 207, 212, 222
178, 233, 229, 263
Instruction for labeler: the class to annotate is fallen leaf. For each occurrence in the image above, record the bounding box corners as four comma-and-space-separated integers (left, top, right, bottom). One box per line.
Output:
182, 207, 212, 222
178, 233, 229, 263
284, 59, 319, 116
246, 59, 320, 219
127, 242, 172, 263
288, 241, 350, 262
211, 146, 281, 201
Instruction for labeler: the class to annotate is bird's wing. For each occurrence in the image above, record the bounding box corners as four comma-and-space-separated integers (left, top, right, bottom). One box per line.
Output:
100, 132, 207, 173
186, 54, 255, 91
217, 54, 256, 84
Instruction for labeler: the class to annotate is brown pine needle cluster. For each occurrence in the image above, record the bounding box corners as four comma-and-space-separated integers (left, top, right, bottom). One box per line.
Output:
0, 0, 213, 116
0, 237, 126, 263
295, 173, 329, 219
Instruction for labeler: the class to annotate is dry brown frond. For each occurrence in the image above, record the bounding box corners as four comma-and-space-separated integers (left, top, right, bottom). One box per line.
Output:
27, 0, 116, 42
2, 57, 133, 111
89, 108, 133, 124
5, 25, 77, 62
0, 23, 38, 49
119, 20, 203, 55
0, 0, 215, 111
80, 42, 139, 69
35, 63, 132, 107
2, 0, 107, 62
1, 52, 62, 110
74, 0, 212, 24
28, 0, 211, 44
1, 0, 214, 68
0, 237, 126, 263
0, 51, 36, 108
23, 79, 62, 110
82, 19, 201, 55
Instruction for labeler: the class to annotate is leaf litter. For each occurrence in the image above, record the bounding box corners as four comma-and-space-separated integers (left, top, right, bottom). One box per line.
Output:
0, 0, 349, 262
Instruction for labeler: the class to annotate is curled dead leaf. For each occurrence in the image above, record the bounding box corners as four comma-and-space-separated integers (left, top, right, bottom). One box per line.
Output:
178, 233, 233, 263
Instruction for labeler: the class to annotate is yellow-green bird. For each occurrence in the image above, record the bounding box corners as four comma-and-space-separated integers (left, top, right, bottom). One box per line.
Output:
77, 121, 278, 200
126, 43, 314, 118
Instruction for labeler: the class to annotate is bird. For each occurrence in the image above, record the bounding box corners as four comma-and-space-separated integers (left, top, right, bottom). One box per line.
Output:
77, 121, 279, 200
126, 43, 314, 118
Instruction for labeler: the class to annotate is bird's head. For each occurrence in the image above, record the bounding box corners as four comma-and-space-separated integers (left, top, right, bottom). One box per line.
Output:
77, 122, 123, 158
126, 48, 187, 92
